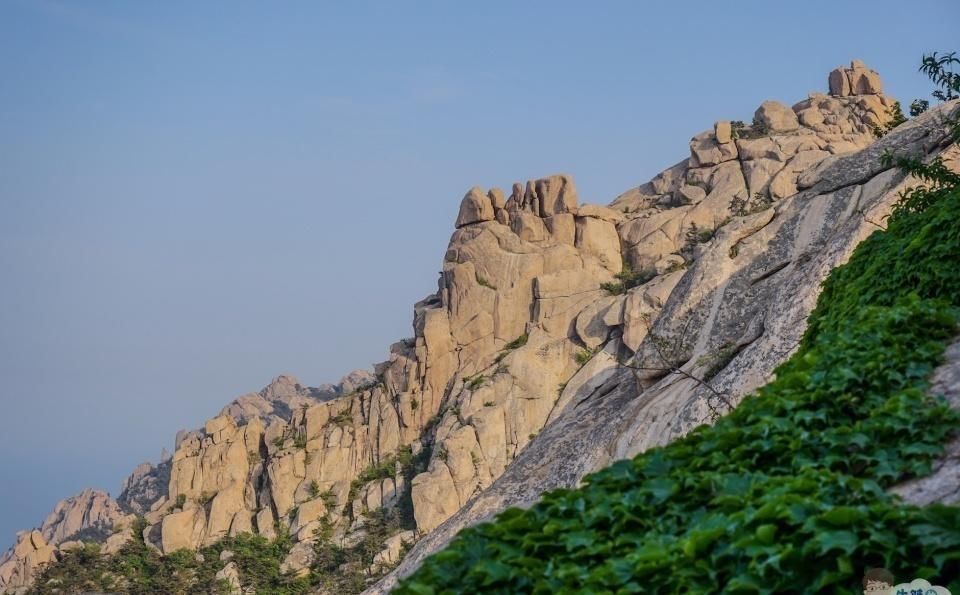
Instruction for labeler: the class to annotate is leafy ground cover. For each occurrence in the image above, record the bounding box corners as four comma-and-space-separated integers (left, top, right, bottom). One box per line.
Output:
396, 170, 960, 592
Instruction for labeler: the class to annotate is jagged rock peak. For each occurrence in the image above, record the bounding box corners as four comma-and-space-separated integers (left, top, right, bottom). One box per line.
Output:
828, 59, 883, 96
40, 488, 126, 545
455, 173, 579, 230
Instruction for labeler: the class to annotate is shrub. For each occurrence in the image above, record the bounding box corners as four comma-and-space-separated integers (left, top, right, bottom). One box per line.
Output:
574, 348, 596, 366
502, 333, 529, 351
872, 101, 908, 138
464, 374, 486, 390
329, 410, 352, 426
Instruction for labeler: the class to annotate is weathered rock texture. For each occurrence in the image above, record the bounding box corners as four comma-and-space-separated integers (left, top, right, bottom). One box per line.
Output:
3, 61, 957, 595
368, 80, 959, 593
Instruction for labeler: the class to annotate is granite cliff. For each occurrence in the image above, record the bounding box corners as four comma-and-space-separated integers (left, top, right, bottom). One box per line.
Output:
3, 60, 958, 594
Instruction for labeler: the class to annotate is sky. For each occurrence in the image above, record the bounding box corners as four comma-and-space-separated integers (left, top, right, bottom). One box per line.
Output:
1, 0, 957, 548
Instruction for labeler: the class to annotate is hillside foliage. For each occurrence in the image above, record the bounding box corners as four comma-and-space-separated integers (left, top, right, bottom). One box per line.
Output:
396, 67, 960, 594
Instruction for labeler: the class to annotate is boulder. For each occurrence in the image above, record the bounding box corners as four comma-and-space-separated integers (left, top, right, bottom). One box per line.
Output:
575, 217, 621, 272
214, 561, 242, 594
280, 542, 314, 578
754, 100, 799, 132
161, 507, 206, 553
714, 120, 732, 144
455, 187, 495, 227
373, 530, 416, 568
828, 60, 883, 96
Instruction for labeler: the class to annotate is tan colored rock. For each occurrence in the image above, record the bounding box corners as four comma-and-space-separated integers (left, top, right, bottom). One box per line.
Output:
689, 130, 738, 167
510, 211, 549, 242
40, 488, 126, 546
575, 295, 624, 349
678, 184, 706, 205
754, 100, 799, 132
101, 525, 134, 555
828, 67, 851, 96
488, 188, 506, 210
161, 507, 206, 552
576, 203, 624, 223
797, 107, 825, 127
455, 187, 495, 228
293, 497, 327, 534
768, 150, 831, 199
528, 174, 578, 216
575, 216, 621, 272
0, 531, 57, 594
714, 120, 732, 144
255, 508, 276, 540
373, 530, 416, 568
829, 60, 884, 96
411, 464, 459, 533
280, 541, 314, 578
205, 485, 245, 545
544, 213, 575, 245
215, 561, 242, 594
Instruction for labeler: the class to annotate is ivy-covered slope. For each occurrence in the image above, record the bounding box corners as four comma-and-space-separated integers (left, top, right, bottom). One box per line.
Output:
396, 183, 960, 593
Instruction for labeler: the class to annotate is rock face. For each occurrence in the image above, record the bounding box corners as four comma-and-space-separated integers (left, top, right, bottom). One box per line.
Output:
369, 80, 958, 592
0, 532, 56, 594
5, 61, 957, 595
829, 59, 884, 96
40, 489, 128, 545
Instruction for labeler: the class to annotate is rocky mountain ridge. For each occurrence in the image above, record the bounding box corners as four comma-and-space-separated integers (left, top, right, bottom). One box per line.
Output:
3, 60, 957, 594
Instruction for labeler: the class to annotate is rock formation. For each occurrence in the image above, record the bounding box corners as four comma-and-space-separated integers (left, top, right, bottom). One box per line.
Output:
2, 60, 957, 594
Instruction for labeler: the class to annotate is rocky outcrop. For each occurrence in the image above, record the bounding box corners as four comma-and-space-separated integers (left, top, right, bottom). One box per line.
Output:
829, 59, 884, 96
117, 459, 171, 515
0, 532, 56, 594
370, 81, 958, 592
39, 489, 129, 545
0, 489, 138, 593
219, 371, 374, 424
6, 60, 955, 595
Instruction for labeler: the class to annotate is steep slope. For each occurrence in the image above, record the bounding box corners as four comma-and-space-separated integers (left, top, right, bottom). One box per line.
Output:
372, 76, 959, 593
392, 132, 960, 593
3, 60, 955, 594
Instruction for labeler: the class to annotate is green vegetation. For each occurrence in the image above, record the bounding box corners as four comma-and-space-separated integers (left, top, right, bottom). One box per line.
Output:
601, 260, 657, 295
730, 191, 774, 218
464, 374, 487, 390
396, 57, 960, 593
502, 333, 529, 351
30, 520, 310, 595
873, 101, 908, 138
330, 409, 353, 426
699, 342, 739, 381
173, 494, 187, 510
496, 333, 529, 363
730, 117, 768, 140
293, 432, 308, 450
475, 272, 496, 290
574, 347, 596, 366
679, 221, 721, 262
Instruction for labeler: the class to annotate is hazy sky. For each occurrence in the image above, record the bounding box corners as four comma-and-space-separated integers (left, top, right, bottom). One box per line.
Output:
1, 0, 957, 547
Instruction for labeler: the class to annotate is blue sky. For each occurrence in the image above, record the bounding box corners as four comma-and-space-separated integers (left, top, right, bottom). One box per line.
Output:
1, 0, 957, 547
